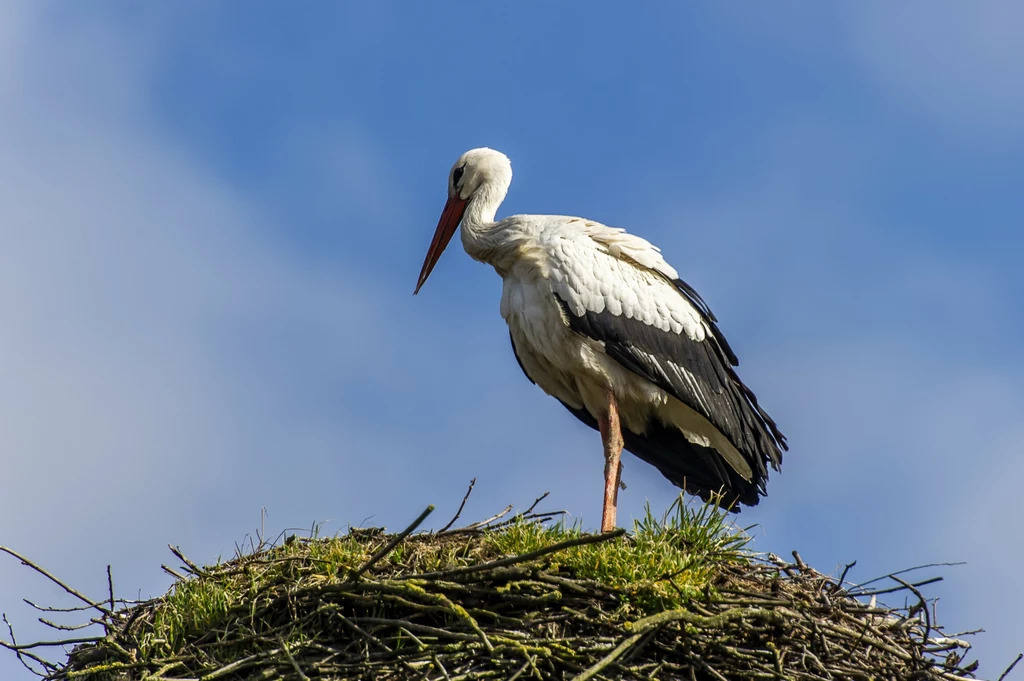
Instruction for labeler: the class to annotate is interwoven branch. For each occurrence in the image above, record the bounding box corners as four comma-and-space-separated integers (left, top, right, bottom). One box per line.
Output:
0, 497, 997, 681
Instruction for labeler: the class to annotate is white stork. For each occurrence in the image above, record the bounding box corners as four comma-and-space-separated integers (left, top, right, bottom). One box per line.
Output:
415, 148, 786, 532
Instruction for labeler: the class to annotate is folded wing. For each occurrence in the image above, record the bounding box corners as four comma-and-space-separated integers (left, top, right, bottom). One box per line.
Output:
540, 220, 786, 506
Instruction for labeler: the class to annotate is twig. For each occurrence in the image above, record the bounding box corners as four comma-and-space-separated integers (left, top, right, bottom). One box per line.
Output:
854, 576, 943, 597
200, 647, 282, 680
847, 563, 965, 593
428, 650, 452, 681
278, 637, 310, 681
462, 505, 514, 530
105, 565, 115, 635
168, 545, 204, 575
2, 612, 48, 677
485, 509, 567, 532
335, 612, 393, 653
408, 528, 626, 580
0, 634, 102, 650
836, 560, 857, 591
162, 564, 187, 580
572, 631, 644, 680
346, 505, 435, 580
38, 618, 94, 632
350, 618, 479, 642
518, 491, 550, 518
628, 605, 784, 633
892, 575, 932, 659
697, 656, 730, 681
507, 657, 533, 681
439, 479, 477, 533
0, 546, 111, 617
998, 653, 1023, 681
23, 600, 101, 613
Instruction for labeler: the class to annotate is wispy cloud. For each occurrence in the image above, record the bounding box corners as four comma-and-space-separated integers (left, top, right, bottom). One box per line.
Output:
0, 9, 430, 678
844, 1, 1024, 142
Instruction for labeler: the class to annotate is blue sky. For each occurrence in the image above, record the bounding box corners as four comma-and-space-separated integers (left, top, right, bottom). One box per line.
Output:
2, 2, 1022, 677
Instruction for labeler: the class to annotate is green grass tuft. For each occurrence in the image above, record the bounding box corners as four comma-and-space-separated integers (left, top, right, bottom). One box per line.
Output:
486, 495, 749, 612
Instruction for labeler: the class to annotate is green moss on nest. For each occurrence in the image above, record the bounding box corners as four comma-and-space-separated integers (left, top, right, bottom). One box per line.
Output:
136, 497, 744, 668
486, 498, 748, 610
1, 496, 985, 681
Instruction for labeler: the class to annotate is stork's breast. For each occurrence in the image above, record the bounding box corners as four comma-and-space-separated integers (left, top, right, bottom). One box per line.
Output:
502, 276, 578, 362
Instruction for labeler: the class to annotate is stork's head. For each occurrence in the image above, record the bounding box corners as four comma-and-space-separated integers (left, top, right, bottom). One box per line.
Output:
415, 148, 512, 294
447, 147, 513, 201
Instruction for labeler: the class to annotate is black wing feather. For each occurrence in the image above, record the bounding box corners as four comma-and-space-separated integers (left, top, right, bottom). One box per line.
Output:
552, 292, 786, 505
509, 332, 751, 505
672, 278, 739, 365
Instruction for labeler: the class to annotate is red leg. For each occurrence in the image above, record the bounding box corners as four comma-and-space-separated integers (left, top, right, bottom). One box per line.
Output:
597, 391, 624, 533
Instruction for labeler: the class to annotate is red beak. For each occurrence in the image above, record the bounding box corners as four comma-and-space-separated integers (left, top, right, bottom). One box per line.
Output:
414, 194, 467, 294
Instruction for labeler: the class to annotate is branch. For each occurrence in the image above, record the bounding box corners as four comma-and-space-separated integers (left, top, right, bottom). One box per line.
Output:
408, 528, 626, 581
345, 505, 435, 581
439, 479, 476, 533
0, 546, 111, 617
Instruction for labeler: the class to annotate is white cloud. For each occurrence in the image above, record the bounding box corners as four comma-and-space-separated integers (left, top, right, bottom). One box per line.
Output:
844, 1, 1024, 141
0, 9, 425, 678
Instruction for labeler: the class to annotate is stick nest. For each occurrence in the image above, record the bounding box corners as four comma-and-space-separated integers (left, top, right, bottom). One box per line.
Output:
1, 494, 992, 680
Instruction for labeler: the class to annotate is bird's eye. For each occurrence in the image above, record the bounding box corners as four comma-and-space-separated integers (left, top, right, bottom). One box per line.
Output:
452, 166, 465, 186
